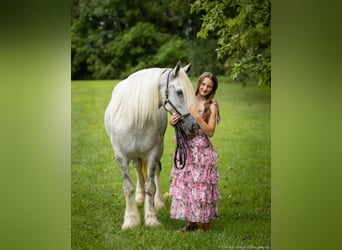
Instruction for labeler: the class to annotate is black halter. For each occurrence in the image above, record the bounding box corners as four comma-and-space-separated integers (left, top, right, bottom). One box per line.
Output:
162, 69, 189, 170
162, 70, 190, 120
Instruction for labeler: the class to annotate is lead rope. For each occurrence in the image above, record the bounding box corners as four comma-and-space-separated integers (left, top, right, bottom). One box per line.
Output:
162, 69, 189, 169
174, 121, 189, 170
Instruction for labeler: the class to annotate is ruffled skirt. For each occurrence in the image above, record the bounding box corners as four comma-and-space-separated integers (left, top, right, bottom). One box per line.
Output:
169, 135, 221, 223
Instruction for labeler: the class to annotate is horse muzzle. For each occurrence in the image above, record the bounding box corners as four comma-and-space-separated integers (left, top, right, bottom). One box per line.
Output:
181, 114, 199, 136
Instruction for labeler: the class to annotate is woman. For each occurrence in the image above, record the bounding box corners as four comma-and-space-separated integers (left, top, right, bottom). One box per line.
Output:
169, 72, 221, 232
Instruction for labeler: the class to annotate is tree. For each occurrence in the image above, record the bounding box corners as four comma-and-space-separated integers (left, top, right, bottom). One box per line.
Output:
191, 0, 271, 87
71, 0, 218, 79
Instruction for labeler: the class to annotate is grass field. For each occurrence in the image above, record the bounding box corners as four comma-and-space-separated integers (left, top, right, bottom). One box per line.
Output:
71, 78, 270, 249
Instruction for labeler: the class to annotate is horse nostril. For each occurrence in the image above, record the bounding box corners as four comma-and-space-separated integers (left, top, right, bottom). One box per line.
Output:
192, 123, 198, 132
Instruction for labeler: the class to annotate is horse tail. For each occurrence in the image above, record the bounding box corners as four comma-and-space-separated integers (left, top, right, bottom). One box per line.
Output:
141, 160, 147, 183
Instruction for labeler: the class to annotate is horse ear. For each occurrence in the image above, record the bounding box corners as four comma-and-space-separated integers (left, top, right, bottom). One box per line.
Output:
182, 61, 192, 73
173, 61, 181, 77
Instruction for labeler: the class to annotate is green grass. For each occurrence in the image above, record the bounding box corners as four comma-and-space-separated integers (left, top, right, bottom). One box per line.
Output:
72, 79, 270, 249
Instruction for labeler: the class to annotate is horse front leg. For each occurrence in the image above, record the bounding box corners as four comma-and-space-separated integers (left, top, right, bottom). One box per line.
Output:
116, 155, 141, 230
144, 159, 161, 227
154, 161, 165, 210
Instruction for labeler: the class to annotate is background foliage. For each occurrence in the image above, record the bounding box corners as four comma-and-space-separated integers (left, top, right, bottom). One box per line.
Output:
191, 0, 271, 86
71, 0, 270, 86
71, 0, 218, 79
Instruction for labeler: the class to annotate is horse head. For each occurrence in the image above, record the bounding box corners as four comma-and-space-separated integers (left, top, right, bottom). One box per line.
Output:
161, 61, 199, 135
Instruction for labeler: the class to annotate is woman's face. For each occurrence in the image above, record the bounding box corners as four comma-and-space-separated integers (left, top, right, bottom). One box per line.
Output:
198, 77, 214, 98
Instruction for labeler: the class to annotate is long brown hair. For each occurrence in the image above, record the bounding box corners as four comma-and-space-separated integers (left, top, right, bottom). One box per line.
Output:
195, 72, 218, 123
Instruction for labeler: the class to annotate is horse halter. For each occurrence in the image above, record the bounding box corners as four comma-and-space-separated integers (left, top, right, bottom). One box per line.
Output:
162, 69, 191, 170
162, 70, 190, 120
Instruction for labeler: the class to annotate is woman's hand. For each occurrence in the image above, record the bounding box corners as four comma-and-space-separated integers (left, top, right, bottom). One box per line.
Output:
189, 102, 200, 120
169, 113, 180, 126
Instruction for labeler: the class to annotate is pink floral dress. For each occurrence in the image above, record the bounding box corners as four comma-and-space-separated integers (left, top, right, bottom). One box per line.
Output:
169, 103, 221, 223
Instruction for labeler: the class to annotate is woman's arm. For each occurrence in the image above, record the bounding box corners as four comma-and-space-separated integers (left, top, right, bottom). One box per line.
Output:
189, 103, 217, 137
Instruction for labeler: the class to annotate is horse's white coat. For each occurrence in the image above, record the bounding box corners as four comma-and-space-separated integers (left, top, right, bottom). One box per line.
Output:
104, 63, 196, 229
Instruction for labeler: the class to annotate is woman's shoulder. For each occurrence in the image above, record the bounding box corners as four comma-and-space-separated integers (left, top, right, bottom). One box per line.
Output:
212, 100, 219, 105
210, 101, 219, 110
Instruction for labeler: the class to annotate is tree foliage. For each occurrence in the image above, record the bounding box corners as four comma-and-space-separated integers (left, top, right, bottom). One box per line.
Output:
191, 0, 271, 87
71, 0, 221, 79
71, 0, 270, 83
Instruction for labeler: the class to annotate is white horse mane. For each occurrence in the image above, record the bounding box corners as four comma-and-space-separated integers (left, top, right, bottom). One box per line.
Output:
177, 69, 197, 109
108, 67, 195, 128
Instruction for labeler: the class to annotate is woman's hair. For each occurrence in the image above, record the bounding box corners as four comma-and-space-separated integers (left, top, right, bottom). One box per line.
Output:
195, 72, 218, 123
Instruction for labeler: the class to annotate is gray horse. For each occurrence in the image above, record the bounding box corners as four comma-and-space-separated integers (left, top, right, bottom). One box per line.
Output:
104, 62, 198, 229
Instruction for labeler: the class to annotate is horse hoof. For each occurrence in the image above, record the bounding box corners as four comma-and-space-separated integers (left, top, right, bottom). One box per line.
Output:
154, 199, 166, 210
145, 217, 161, 227
121, 221, 140, 230
122, 215, 141, 230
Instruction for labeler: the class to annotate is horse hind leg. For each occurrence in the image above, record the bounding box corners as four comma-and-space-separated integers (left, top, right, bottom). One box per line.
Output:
133, 158, 145, 204
154, 161, 165, 210
116, 156, 141, 230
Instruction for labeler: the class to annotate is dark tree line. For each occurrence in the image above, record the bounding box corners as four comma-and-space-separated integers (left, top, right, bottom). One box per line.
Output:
72, 0, 270, 87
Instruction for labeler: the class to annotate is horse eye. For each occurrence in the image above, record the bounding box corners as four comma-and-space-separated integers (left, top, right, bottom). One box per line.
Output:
176, 90, 183, 97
